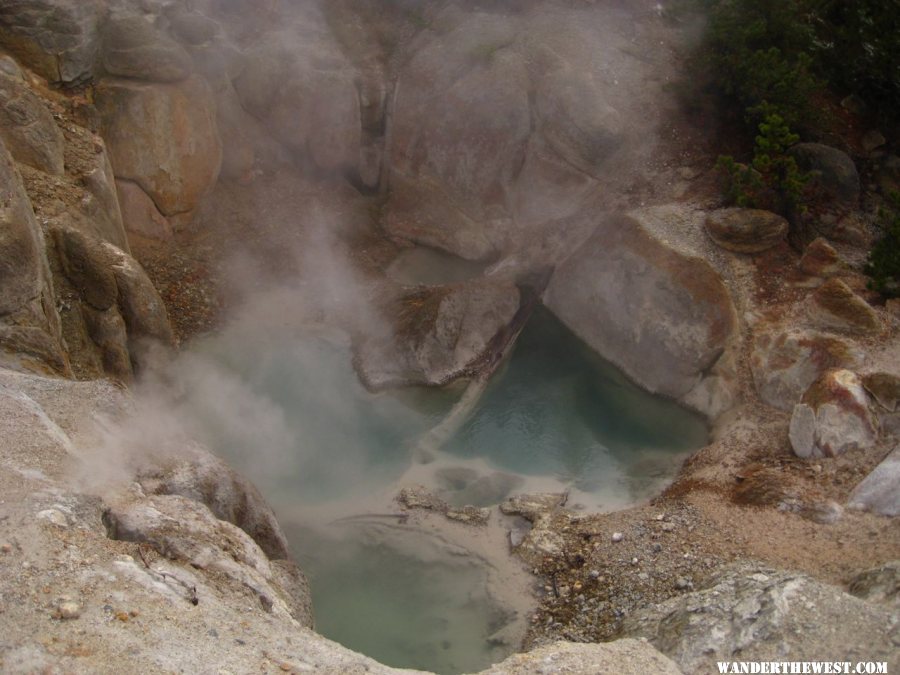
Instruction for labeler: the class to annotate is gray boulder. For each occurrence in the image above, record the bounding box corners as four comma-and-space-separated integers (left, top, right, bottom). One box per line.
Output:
789, 369, 879, 459
751, 328, 862, 411
848, 446, 900, 517
705, 208, 789, 253
355, 279, 520, 389
0, 0, 106, 86
0, 70, 64, 175
545, 213, 738, 417
864, 372, 900, 435
103, 494, 312, 625
621, 563, 900, 673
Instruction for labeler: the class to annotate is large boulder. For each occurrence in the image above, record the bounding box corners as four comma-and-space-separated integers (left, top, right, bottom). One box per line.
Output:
621, 563, 900, 673
544, 213, 738, 416
0, 0, 106, 86
384, 6, 666, 261
100, 11, 193, 83
386, 35, 531, 261
750, 328, 863, 411
0, 69, 64, 175
94, 76, 222, 220
103, 494, 312, 625
705, 208, 789, 253
809, 278, 880, 334
789, 369, 879, 459
355, 279, 521, 389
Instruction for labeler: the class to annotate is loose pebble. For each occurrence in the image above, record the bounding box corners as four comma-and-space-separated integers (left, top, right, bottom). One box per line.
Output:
611, 532, 624, 543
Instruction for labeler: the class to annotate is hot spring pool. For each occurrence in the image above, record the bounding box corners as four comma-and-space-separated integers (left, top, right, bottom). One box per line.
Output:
178, 307, 708, 674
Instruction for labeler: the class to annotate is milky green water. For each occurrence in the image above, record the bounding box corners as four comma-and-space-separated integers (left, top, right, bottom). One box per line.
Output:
184, 307, 708, 675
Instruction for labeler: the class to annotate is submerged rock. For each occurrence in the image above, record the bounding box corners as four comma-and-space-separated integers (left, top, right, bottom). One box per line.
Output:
789, 369, 878, 459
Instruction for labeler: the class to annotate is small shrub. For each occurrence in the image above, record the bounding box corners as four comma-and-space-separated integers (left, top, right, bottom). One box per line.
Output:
865, 194, 900, 298
717, 111, 809, 217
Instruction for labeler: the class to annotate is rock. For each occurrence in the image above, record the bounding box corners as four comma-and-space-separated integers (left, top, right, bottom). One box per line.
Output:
545, 213, 738, 414
167, 9, 220, 46
94, 76, 221, 219
355, 279, 520, 389
138, 450, 293, 561
82, 305, 132, 384
863, 373, 900, 413
862, 130, 886, 154
0, 0, 106, 85
101, 12, 192, 82
80, 142, 129, 251
477, 639, 682, 675
704, 208, 789, 253
790, 143, 861, 242
116, 180, 173, 241
750, 328, 862, 411
102, 241, 174, 349
500, 493, 567, 521
848, 561, 900, 608
445, 505, 491, 526
612, 532, 624, 543
799, 238, 844, 278
621, 563, 900, 673
103, 494, 311, 625
0, 70, 65, 175
848, 446, 900, 517
0, 139, 45, 316
56, 600, 81, 620
790, 143, 860, 207
789, 369, 878, 459
37, 508, 68, 527
876, 155, 900, 195
0, 137, 65, 370
809, 278, 880, 334
51, 226, 118, 311
233, 28, 359, 175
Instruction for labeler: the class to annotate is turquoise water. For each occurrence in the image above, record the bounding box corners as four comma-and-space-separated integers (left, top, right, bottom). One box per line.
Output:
181, 308, 708, 674
442, 308, 709, 505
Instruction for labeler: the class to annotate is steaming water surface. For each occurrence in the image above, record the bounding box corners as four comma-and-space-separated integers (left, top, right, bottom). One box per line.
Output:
184, 309, 708, 674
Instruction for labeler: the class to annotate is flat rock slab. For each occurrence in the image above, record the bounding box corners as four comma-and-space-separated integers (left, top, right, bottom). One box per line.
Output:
848, 446, 900, 517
